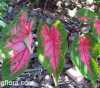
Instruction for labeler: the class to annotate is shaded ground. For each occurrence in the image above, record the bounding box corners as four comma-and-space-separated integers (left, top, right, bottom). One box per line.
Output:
2, 59, 92, 88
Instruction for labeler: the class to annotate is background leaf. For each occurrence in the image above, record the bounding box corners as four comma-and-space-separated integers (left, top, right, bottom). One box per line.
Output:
94, 0, 100, 3
77, 8, 97, 18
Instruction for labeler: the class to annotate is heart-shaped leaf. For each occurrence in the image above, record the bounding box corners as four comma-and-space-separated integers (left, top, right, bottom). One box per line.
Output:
70, 33, 99, 83
2, 12, 33, 81
37, 20, 67, 82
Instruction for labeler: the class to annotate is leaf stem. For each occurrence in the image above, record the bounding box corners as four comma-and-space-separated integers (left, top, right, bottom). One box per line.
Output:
88, 68, 96, 88
52, 73, 57, 87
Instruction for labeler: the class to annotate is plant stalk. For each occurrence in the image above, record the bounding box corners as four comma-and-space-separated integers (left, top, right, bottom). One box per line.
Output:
52, 73, 57, 87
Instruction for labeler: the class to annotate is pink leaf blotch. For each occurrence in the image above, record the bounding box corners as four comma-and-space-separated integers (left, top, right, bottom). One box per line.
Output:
78, 16, 88, 22
7, 12, 33, 74
41, 24, 61, 71
94, 20, 100, 35
79, 36, 91, 69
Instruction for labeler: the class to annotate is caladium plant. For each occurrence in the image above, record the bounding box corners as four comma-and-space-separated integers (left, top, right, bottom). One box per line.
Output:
2, 12, 33, 80
71, 7, 100, 86
37, 20, 67, 86
70, 34, 100, 84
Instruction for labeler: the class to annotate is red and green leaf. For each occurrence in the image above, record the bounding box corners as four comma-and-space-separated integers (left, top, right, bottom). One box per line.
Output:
37, 20, 67, 82
2, 12, 33, 81
70, 33, 99, 83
